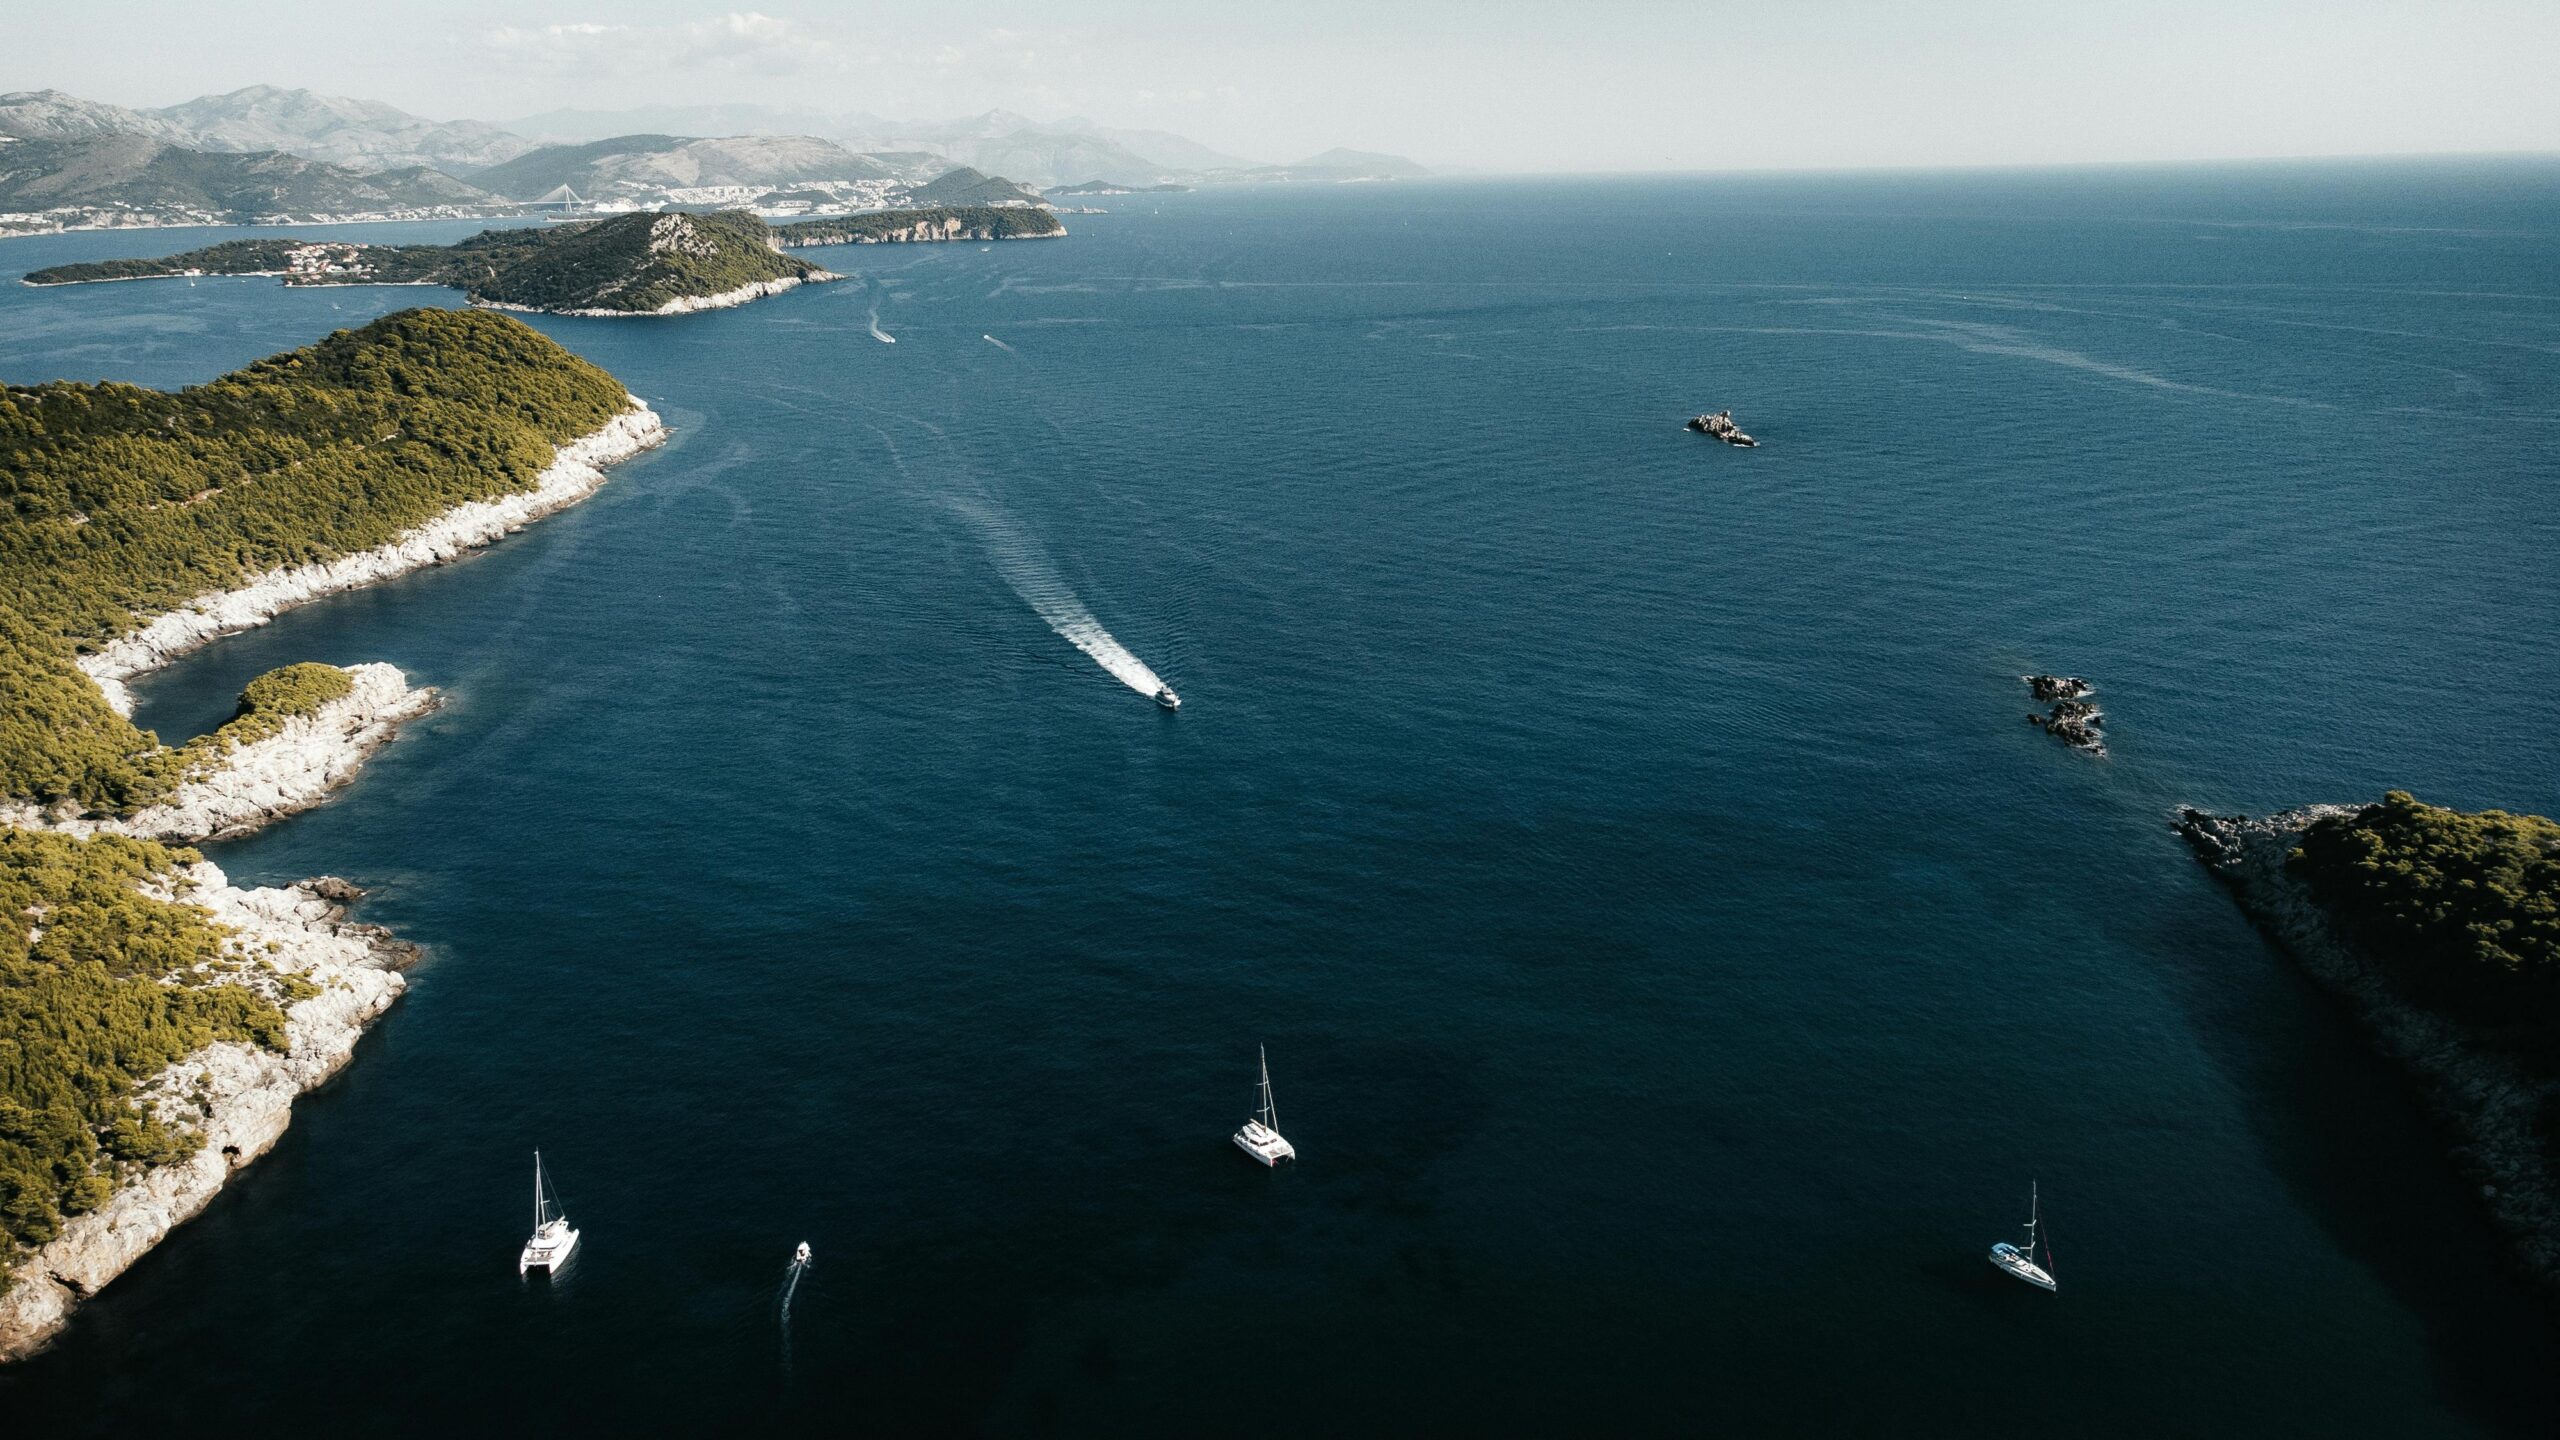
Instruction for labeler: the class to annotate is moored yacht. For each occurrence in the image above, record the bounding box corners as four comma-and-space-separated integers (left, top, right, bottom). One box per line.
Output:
1155, 684, 1181, 710
1988, 1181, 2057, 1292
519, 1150, 579, 1275
1232, 1045, 1296, 1165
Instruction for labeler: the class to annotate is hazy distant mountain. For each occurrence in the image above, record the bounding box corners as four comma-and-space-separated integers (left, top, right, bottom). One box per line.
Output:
146, 86, 535, 171
904, 166, 1047, 207
0, 90, 185, 144
0, 86, 532, 173
498, 103, 1244, 187
1082, 125, 1261, 173
0, 134, 494, 218
466, 134, 895, 200
507, 103, 896, 146
1284, 148, 1430, 180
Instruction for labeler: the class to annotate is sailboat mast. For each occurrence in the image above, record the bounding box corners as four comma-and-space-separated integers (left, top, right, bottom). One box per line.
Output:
1258, 1045, 1277, 1130
533, 1150, 543, 1230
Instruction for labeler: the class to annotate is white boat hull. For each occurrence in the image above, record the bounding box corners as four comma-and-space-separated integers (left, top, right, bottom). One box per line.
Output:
521, 1220, 580, 1275
1989, 1241, 2055, 1291
1233, 1119, 1295, 1166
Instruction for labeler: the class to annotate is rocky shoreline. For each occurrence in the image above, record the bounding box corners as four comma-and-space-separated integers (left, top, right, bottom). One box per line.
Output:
2178, 806, 2560, 1297
0, 401, 668, 1361
0, 865, 415, 1361
472, 272, 840, 318
78, 398, 663, 709
0, 663, 442, 842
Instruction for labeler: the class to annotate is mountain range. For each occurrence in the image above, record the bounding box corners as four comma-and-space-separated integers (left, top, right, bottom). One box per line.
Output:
0, 85, 534, 172
0, 134, 492, 221
0, 85, 1426, 226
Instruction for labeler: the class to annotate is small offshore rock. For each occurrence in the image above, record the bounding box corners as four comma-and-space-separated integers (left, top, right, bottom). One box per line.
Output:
2023, 675, 2106, 753
1684, 409, 1758, 447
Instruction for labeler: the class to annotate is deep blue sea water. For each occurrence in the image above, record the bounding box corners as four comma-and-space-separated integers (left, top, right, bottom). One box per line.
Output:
1, 162, 2557, 1435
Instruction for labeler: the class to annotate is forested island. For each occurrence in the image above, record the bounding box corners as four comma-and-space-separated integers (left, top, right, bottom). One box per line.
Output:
0, 309, 659, 1357
23, 210, 831, 314
2183, 793, 2560, 1294
771, 205, 1064, 246
25, 206, 1064, 313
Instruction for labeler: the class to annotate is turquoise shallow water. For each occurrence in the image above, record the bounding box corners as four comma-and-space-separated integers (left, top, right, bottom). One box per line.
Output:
1, 163, 2557, 1434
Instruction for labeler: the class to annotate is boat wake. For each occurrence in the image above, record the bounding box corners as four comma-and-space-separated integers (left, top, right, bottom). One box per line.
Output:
868, 303, 896, 344
944, 495, 1170, 701
777, 1246, 810, 1377
981, 333, 1016, 353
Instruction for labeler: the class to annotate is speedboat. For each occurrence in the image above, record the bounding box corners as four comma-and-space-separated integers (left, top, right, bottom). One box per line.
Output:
519, 1150, 579, 1275
1232, 1045, 1296, 1166
794, 1241, 812, 1265
1988, 1182, 2057, 1292
1155, 684, 1181, 710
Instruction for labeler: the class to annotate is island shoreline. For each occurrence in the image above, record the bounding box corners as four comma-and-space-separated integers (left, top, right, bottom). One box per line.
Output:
2178, 806, 2560, 1301
0, 399, 668, 1361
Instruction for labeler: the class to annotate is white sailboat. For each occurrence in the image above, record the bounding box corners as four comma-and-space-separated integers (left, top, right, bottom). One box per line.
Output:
1232, 1045, 1296, 1166
518, 1150, 580, 1275
1988, 1181, 2057, 1292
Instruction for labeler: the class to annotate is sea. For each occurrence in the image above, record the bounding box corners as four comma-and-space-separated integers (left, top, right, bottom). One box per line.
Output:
1, 162, 2556, 1435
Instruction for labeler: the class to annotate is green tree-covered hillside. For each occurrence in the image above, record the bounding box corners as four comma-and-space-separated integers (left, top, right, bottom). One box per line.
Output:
0, 307, 629, 811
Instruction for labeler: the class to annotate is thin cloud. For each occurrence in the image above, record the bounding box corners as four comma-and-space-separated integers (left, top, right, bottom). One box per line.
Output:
479, 11, 841, 78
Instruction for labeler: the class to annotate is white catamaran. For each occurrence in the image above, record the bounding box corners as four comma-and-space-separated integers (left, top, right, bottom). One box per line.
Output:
1988, 1181, 2057, 1292
1232, 1045, 1296, 1166
519, 1150, 580, 1276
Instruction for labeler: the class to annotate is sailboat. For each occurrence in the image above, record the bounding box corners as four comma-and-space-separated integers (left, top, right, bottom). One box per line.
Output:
1232, 1045, 1296, 1166
1988, 1181, 2057, 1292
518, 1150, 580, 1275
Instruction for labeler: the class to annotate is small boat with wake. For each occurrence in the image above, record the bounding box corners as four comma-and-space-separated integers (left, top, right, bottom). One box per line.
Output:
1155, 684, 1182, 710
794, 1241, 812, 1265
1685, 409, 1758, 447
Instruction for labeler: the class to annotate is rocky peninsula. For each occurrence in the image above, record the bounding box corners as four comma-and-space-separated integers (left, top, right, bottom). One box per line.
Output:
2180, 801, 2560, 1298
0, 311, 664, 1359
0, 863, 415, 1359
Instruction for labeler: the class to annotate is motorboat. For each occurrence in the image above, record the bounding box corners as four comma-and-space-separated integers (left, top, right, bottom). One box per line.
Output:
794, 1241, 812, 1265
1155, 684, 1182, 710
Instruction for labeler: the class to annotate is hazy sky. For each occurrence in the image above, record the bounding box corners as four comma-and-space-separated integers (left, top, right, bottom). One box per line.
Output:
7, 0, 2557, 170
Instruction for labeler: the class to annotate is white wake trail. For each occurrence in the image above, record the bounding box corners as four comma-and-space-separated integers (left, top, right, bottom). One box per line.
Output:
868, 303, 895, 344
946, 496, 1168, 700
982, 333, 1016, 353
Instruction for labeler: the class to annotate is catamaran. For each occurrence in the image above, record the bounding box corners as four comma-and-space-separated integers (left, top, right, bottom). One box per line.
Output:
1232, 1045, 1296, 1166
518, 1150, 579, 1276
1988, 1181, 2057, 1292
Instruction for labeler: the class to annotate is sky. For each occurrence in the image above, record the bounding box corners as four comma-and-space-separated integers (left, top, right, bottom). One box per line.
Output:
5, 0, 2557, 171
